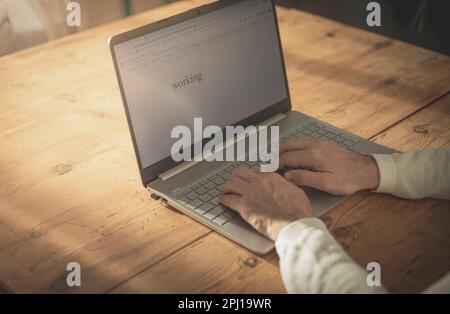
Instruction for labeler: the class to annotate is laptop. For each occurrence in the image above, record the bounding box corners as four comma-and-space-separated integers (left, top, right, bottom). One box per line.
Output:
109, 0, 393, 255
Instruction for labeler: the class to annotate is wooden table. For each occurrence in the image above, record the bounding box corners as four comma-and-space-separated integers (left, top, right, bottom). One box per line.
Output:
1, 0, 449, 293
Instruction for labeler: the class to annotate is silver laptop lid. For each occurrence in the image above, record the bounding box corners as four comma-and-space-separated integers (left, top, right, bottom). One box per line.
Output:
110, 0, 291, 186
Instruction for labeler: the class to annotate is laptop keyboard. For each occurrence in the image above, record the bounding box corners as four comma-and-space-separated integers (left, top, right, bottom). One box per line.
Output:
284, 122, 359, 148
175, 122, 360, 225
176, 160, 260, 226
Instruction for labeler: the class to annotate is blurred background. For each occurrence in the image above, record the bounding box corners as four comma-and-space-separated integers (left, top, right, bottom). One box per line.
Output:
0, 0, 449, 57
279, 0, 450, 56
0, 0, 179, 56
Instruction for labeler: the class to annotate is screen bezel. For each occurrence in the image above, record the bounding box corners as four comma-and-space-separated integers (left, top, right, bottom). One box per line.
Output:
109, 0, 292, 186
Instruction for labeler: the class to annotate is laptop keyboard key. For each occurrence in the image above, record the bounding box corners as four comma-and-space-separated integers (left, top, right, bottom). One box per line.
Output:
177, 196, 190, 204
212, 214, 230, 225
223, 209, 238, 219
187, 199, 203, 209
210, 196, 220, 206
199, 194, 213, 203
220, 172, 232, 180
212, 177, 225, 185
186, 191, 200, 200
208, 188, 222, 197
195, 186, 208, 195
203, 182, 216, 190
196, 203, 214, 215
204, 206, 226, 220
325, 132, 336, 140
323, 126, 340, 135
343, 140, 354, 147
181, 187, 192, 194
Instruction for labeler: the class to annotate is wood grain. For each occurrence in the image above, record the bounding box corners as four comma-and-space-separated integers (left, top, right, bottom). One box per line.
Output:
0, 0, 449, 293
111, 233, 285, 293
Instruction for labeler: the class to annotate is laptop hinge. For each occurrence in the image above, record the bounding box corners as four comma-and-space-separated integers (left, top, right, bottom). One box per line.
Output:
257, 112, 286, 128
158, 160, 202, 181
157, 112, 286, 181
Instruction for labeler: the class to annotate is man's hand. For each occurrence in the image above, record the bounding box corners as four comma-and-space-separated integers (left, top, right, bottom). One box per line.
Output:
220, 166, 314, 241
279, 137, 380, 195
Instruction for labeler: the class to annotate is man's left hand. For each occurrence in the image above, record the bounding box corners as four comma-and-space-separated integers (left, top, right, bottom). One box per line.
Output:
220, 166, 314, 241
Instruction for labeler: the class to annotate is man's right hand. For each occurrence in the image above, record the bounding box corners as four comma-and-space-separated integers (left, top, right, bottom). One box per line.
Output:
278, 137, 380, 196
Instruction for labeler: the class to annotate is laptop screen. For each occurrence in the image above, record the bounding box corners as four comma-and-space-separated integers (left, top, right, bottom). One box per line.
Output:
113, 0, 288, 169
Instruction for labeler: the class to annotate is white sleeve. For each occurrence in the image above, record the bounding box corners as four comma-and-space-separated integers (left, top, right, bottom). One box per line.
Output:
275, 218, 387, 294
423, 272, 450, 294
372, 150, 450, 200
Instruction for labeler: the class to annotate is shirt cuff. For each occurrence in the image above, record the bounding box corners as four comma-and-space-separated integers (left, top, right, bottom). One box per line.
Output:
275, 217, 328, 253
371, 154, 397, 194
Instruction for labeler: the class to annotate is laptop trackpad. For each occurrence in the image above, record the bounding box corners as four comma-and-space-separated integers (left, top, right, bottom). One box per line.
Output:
303, 187, 346, 217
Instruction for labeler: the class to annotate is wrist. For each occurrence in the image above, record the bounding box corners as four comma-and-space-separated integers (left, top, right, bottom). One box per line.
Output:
268, 214, 314, 241
358, 155, 380, 191
267, 220, 292, 241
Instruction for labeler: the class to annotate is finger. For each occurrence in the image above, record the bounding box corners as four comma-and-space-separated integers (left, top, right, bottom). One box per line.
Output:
284, 169, 329, 191
223, 176, 249, 195
219, 194, 248, 215
279, 137, 319, 154
232, 166, 259, 182
278, 150, 318, 169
